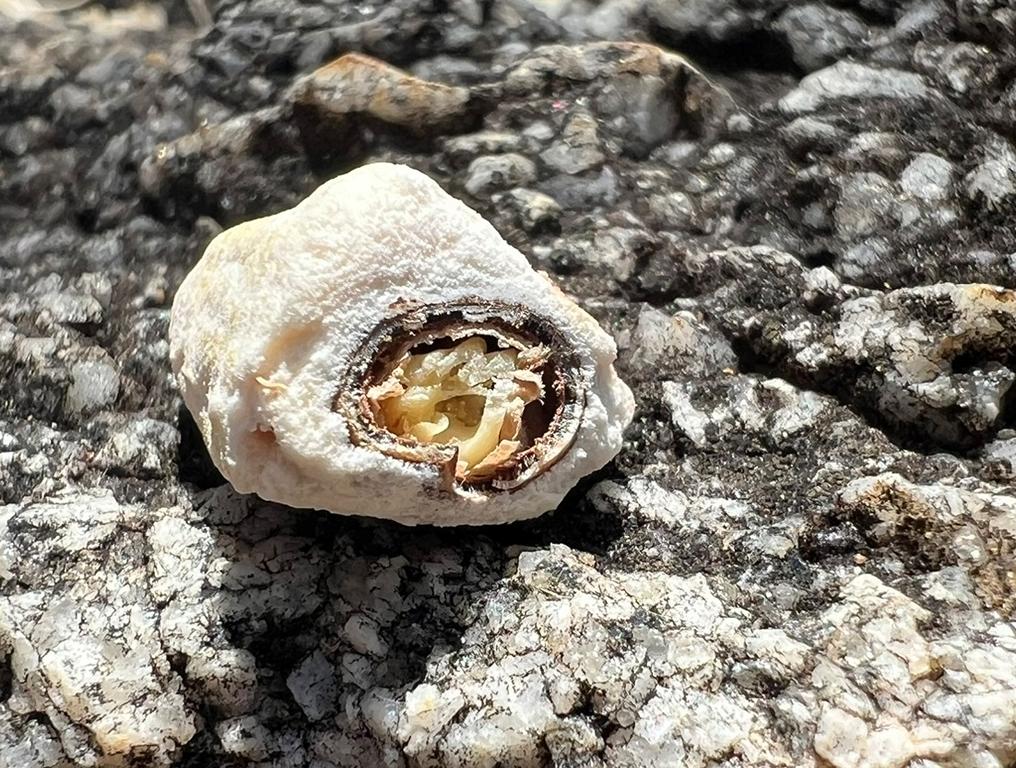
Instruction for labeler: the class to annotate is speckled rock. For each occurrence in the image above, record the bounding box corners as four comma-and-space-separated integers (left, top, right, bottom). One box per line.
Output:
2, 0, 1016, 766
775, 4, 869, 72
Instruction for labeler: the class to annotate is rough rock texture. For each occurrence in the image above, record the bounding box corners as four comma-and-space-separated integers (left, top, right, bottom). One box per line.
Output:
1, 1, 1015, 767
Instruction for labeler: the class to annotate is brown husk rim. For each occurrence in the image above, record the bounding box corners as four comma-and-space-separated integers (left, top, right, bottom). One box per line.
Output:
333, 298, 586, 494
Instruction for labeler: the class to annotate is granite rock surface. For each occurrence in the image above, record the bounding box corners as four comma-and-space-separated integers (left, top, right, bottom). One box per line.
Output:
1, 1, 1015, 766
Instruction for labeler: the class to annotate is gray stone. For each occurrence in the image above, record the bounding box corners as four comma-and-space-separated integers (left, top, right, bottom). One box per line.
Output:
646, 0, 762, 42
699, 142, 736, 168
64, 358, 120, 415
892, 0, 950, 37
965, 137, 1016, 210
295, 28, 331, 68
464, 153, 537, 196
839, 236, 892, 281
95, 417, 179, 477
494, 187, 562, 234
900, 152, 955, 202
539, 110, 605, 174
1, 491, 196, 766
775, 4, 869, 72
834, 172, 898, 239
594, 74, 679, 155
216, 715, 272, 761
287, 651, 339, 722
648, 190, 697, 229
49, 83, 104, 129
444, 131, 523, 165
653, 140, 699, 168
780, 117, 844, 154
780, 62, 930, 113
913, 41, 1000, 94
841, 131, 907, 164
539, 165, 619, 209
35, 290, 104, 325
624, 305, 737, 378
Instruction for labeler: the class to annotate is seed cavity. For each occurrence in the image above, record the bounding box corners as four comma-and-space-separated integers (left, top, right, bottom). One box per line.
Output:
366, 336, 551, 481
335, 299, 586, 493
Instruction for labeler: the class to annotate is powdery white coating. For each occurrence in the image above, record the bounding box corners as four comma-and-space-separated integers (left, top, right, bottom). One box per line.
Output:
170, 163, 634, 525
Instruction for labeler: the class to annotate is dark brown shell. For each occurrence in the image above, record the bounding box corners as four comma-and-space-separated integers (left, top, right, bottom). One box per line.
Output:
333, 298, 587, 494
